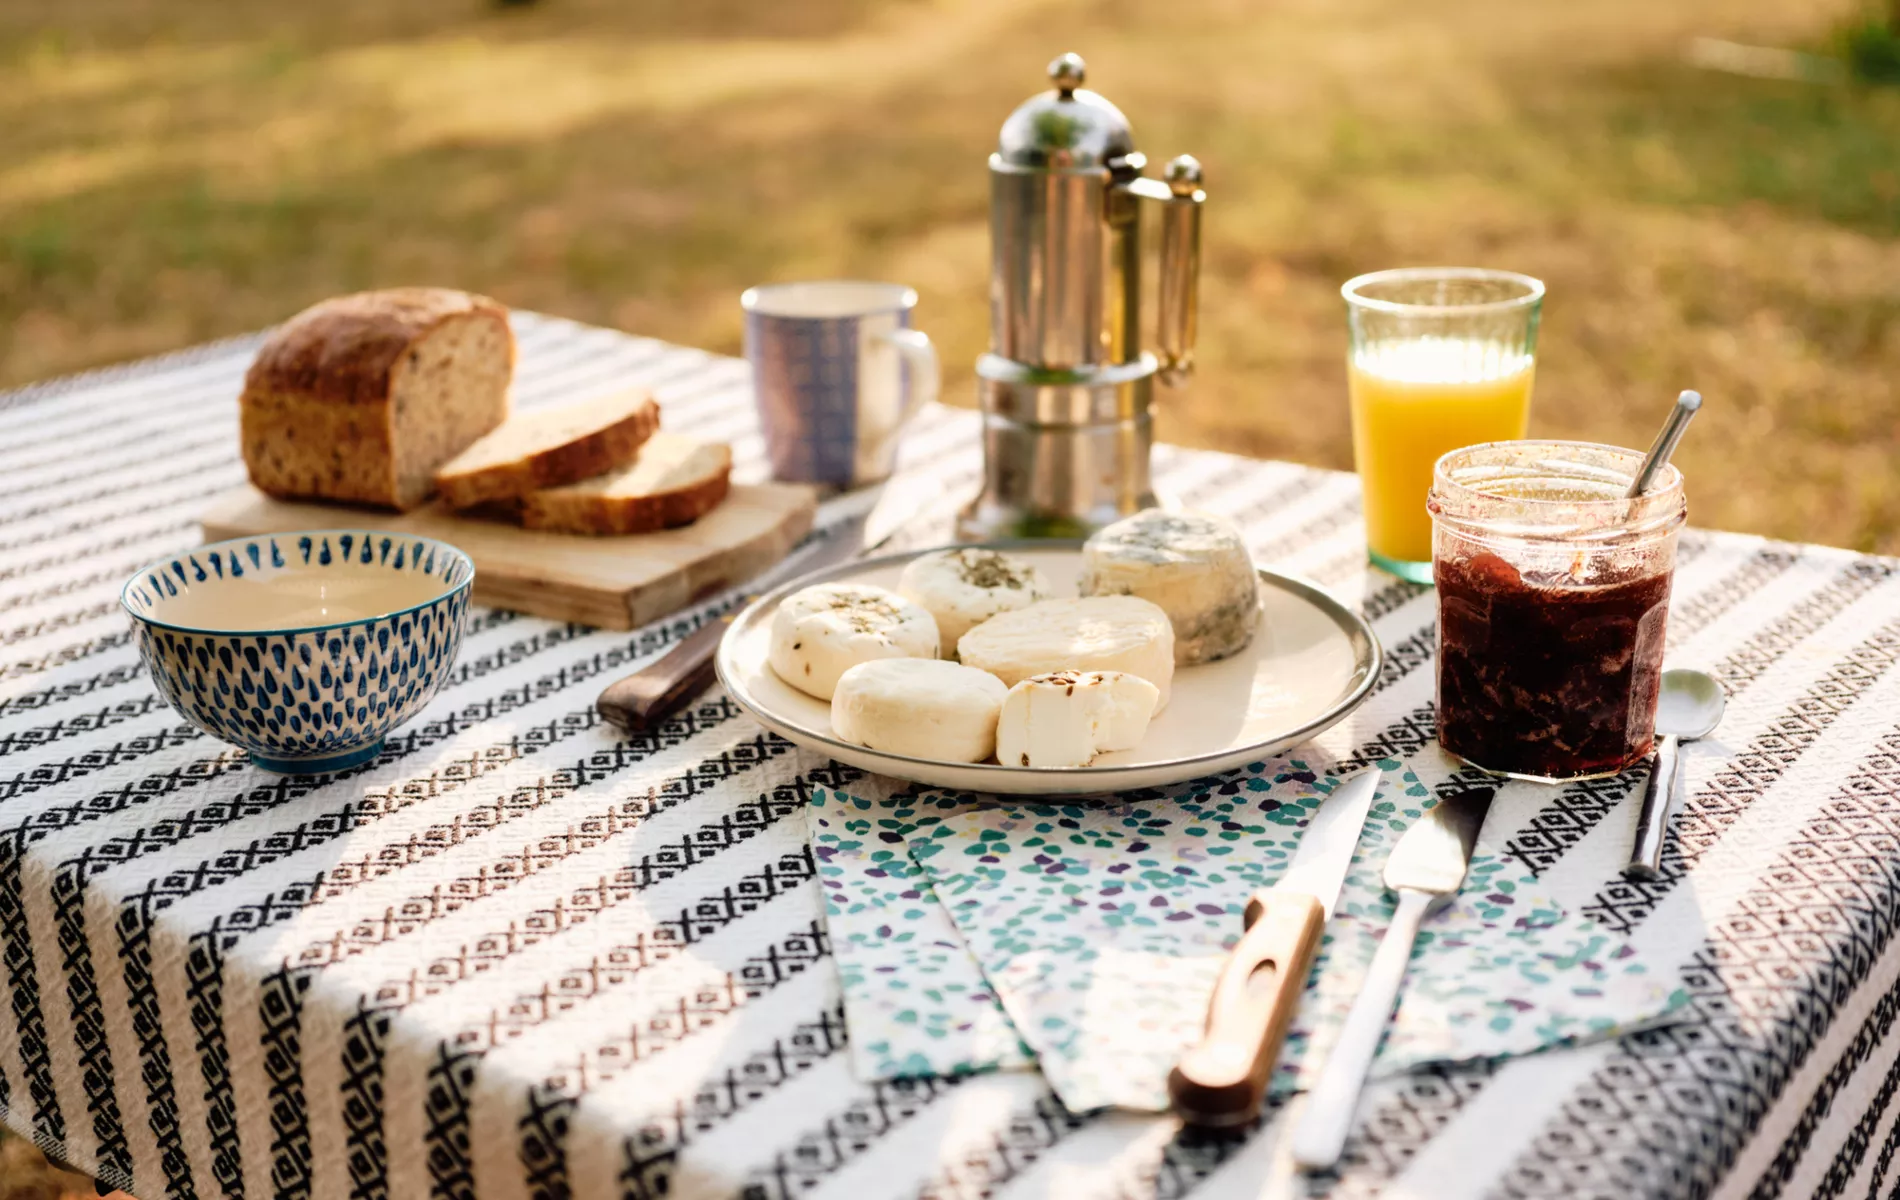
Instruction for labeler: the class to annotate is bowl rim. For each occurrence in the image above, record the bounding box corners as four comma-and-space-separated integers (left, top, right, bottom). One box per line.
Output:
120, 529, 476, 637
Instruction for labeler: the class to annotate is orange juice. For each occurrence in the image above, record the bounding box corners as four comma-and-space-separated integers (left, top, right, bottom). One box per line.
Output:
1348, 338, 1535, 568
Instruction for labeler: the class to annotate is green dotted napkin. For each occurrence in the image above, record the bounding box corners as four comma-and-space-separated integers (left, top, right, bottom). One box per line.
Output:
813, 759, 1686, 1113
809, 788, 1035, 1081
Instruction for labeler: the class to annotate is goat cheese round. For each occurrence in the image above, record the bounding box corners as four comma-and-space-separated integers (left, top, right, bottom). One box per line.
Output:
957, 595, 1175, 711
996, 670, 1161, 768
1080, 509, 1261, 665
831, 659, 1009, 762
769, 582, 939, 701
897, 548, 1052, 647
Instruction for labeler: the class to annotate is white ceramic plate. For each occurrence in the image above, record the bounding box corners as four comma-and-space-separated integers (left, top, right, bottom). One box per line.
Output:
714, 541, 1383, 796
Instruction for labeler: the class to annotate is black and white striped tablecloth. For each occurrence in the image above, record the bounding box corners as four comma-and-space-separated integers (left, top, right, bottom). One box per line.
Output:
3, 312, 1898, 1200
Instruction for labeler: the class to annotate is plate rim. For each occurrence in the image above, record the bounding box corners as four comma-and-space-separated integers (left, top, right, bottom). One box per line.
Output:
713, 538, 1385, 788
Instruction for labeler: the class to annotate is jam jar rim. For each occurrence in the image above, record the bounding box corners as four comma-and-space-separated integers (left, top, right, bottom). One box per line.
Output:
1428, 438, 1686, 547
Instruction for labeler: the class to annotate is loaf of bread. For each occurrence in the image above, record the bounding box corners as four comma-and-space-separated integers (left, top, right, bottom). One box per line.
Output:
240, 288, 515, 511
519, 434, 732, 535
434, 388, 660, 508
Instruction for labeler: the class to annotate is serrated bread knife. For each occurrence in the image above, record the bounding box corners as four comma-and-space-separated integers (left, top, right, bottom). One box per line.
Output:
1169, 768, 1383, 1128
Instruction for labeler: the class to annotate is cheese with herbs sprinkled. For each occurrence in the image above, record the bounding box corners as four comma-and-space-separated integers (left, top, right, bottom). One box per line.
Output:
769, 583, 938, 700
897, 548, 1052, 646
995, 670, 1160, 768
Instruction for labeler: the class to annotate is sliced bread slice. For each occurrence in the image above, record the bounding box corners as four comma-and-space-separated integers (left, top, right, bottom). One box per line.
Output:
434, 388, 661, 508
519, 434, 733, 536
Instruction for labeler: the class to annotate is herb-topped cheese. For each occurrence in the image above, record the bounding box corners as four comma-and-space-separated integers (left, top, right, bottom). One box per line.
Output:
897, 548, 1052, 647
1079, 509, 1260, 665
769, 582, 939, 700
995, 670, 1161, 768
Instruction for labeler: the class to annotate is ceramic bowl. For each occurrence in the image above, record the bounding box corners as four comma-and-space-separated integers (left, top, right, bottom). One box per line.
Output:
121, 531, 475, 774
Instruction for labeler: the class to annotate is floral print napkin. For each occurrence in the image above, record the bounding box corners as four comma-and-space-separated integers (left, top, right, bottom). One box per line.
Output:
808, 787, 1035, 1081
811, 758, 1688, 1113
902, 760, 1688, 1113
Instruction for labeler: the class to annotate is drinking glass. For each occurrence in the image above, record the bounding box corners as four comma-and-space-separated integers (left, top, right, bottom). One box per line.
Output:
1342, 268, 1544, 583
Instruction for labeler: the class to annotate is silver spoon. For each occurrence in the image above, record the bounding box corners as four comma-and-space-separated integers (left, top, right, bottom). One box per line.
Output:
1627, 389, 1702, 499
1625, 668, 1726, 880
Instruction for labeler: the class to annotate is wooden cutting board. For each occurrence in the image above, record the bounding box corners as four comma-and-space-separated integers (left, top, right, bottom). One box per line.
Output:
201, 483, 817, 630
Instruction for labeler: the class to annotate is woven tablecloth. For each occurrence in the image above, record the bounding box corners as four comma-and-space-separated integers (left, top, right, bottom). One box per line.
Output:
3, 313, 1898, 1200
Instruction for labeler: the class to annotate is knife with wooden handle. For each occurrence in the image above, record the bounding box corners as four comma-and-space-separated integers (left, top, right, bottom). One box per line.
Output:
596, 480, 922, 731
1169, 768, 1382, 1128
596, 615, 737, 730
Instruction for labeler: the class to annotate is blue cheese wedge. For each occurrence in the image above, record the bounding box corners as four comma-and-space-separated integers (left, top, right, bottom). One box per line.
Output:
957, 595, 1174, 711
897, 548, 1052, 646
1079, 509, 1261, 665
995, 670, 1160, 768
769, 582, 939, 701
831, 658, 1009, 762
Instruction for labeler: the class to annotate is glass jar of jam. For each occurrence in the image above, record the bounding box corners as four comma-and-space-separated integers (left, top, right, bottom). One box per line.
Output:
1428, 440, 1685, 782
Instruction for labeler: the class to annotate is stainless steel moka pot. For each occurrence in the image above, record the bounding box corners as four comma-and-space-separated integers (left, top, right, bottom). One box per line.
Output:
958, 52, 1205, 540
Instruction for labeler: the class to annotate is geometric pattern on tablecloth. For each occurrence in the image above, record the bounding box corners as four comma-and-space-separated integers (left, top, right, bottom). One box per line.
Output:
2, 313, 1899, 1200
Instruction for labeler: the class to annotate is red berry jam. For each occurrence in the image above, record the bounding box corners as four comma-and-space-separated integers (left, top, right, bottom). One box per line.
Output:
1435, 549, 1672, 779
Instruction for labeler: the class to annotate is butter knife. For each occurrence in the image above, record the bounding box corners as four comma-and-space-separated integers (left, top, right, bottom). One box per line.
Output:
596, 482, 918, 730
1169, 768, 1382, 1128
1290, 785, 1495, 1172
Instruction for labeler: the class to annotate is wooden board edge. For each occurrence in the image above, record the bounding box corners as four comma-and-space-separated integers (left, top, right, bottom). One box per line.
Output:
622, 494, 816, 628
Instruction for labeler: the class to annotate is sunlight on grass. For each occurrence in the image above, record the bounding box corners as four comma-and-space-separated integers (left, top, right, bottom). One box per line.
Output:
2, 0, 1897, 552
0, 0, 1057, 206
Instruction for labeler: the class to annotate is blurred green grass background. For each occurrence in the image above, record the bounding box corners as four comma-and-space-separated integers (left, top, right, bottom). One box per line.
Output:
2, 0, 1898, 552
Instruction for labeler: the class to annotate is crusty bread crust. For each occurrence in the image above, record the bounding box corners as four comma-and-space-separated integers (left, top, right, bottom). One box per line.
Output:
520, 443, 733, 536
243, 288, 512, 407
522, 470, 730, 535
434, 392, 661, 509
240, 287, 514, 511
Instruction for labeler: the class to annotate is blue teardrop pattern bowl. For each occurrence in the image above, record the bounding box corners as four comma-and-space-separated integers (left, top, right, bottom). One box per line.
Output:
121, 531, 475, 774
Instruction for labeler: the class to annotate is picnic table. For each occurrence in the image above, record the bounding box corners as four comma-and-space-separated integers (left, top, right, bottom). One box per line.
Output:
2, 313, 1896, 1200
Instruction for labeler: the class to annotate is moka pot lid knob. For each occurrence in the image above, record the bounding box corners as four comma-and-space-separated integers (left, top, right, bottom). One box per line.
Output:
994, 52, 1137, 171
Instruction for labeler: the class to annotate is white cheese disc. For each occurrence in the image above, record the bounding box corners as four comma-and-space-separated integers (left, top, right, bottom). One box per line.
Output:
769, 582, 939, 701
957, 595, 1175, 711
995, 670, 1161, 768
831, 659, 1009, 763
897, 548, 1052, 647
1080, 509, 1261, 665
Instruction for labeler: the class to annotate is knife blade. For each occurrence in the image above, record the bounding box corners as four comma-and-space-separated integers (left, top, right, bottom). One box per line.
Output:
1169, 768, 1383, 1128
1290, 786, 1495, 1171
595, 480, 916, 731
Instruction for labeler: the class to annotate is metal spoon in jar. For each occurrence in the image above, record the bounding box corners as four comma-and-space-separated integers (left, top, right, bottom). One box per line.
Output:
1620, 390, 1711, 878
1626, 389, 1702, 499
1625, 668, 1726, 880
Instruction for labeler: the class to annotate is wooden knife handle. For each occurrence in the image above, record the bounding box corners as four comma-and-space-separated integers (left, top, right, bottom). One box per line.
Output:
1169, 888, 1325, 1128
596, 616, 733, 731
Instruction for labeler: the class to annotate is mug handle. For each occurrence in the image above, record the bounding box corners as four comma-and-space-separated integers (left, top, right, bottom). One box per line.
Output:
879, 327, 940, 424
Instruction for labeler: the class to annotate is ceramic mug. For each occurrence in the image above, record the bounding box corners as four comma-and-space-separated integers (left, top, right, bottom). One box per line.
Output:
743, 281, 940, 488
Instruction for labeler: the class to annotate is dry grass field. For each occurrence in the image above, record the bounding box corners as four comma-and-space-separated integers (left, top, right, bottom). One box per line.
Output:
1, 0, 1898, 552
0, 1127, 125, 1200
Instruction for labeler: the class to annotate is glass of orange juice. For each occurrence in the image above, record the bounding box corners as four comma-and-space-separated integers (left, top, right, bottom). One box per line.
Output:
1342, 268, 1544, 583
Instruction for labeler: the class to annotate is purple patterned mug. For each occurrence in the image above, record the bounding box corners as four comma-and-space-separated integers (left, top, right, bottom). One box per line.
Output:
742, 281, 940, 488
